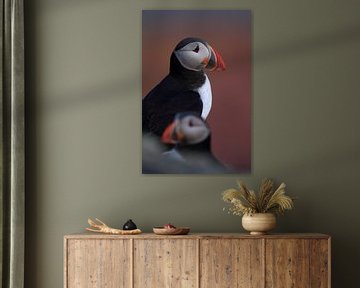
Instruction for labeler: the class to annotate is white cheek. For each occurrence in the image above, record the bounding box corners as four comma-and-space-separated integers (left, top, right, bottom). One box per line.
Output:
198, 47, 210, 60
183, 51, 202, 65
175, 42, 211, 71
175, 50, 202, 71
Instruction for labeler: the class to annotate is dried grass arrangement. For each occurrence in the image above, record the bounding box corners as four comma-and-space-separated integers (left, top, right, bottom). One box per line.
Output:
222, 179, 294, 216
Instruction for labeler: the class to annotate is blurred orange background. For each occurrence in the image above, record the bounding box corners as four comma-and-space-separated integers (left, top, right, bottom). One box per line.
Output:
142, 10, 251, 172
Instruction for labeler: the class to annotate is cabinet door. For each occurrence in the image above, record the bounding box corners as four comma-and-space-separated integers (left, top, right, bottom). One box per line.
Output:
66, 239, 131, 288
200, 239, 264, 288
134, 239, 198, 288
309, 239, 330, 288
266, 239, 310, 288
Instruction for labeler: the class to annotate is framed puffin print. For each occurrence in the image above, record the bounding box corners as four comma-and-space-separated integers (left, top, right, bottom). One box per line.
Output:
142, 10, 251, 174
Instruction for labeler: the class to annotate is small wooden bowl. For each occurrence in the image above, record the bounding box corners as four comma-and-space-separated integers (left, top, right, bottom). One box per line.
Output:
153, 227, 190, 235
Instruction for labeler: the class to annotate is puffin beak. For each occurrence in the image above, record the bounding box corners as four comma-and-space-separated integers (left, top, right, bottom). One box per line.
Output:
161, 121, 177, 144
206, 45, 226, 71
161, 120, 186, 144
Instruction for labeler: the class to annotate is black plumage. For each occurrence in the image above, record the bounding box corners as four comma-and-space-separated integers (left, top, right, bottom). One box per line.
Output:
142, 72, 204, 136
143, 37, 214, 136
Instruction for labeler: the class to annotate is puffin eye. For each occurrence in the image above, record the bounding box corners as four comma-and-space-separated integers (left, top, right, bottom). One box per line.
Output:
192, 45, 199, 53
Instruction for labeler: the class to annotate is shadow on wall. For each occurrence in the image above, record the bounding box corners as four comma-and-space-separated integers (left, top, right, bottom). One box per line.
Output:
39, 24, 360, 111
256, 24, 360, 63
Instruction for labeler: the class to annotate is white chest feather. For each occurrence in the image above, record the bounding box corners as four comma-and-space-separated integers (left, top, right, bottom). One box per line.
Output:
196, 75, 212, 119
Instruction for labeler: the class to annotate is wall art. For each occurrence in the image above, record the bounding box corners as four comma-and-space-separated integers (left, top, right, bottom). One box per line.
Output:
142, 10, 251, 174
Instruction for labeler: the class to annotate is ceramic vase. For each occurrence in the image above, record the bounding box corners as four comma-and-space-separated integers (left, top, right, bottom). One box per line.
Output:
242, 213, 276, 235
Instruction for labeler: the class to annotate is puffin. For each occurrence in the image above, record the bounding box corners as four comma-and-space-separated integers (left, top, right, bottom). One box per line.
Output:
142, 37, 225, 137
160, 112, 229, 173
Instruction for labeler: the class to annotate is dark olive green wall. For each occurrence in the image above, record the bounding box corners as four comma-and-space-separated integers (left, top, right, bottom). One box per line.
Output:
25, 0, 360, 287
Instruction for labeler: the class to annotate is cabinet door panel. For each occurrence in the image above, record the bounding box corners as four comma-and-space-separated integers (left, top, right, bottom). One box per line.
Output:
66, 239, 131, 288
310, 239, 329, 288
200, 239, 264, 288
134, 239, 198, 288
265, 239, 310, 288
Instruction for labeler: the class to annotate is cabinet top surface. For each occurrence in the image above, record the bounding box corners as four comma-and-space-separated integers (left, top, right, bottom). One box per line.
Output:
64, 232, 330, 240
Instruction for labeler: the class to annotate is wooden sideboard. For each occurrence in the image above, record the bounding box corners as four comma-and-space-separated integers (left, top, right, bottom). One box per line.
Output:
64, 233, 330, 288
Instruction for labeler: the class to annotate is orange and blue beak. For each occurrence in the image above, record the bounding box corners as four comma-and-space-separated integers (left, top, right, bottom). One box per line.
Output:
205, 45, 226, 71
161, 119, 186, 144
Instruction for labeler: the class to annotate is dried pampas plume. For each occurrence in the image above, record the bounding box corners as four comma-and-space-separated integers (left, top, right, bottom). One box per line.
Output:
222, 179, 295, 216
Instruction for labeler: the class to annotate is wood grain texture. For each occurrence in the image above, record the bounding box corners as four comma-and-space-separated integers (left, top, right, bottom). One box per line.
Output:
310, 239, 329, 288
133, 239, 197, 288
66, 239, 131, 288
65, 233, 330, 240
64, 234, 331, 288
64, 238, 68, 288
200, 239, 264, 288
265, 239, 310, 288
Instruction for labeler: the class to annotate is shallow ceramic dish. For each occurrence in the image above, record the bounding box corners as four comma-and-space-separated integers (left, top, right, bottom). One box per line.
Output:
153, 227, 190, 235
